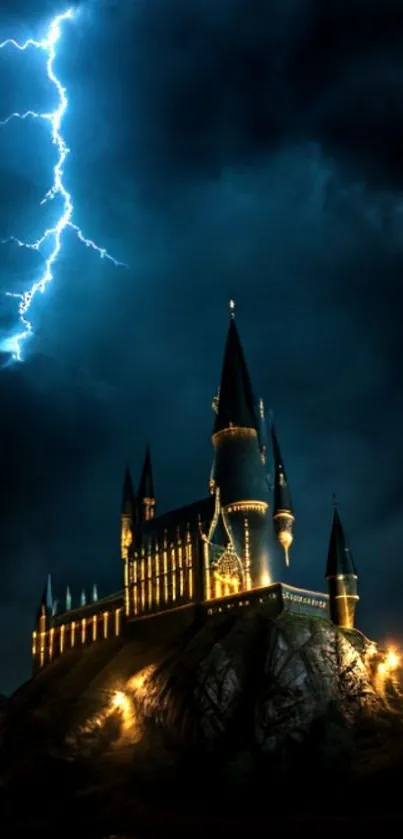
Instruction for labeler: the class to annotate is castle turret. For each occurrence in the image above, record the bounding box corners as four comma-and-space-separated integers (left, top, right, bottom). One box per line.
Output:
80, 589, 87, 606
121, 465, 136, 616
92, 583, 98, 602
137, 447, 156, 522
326, 501, 359, 629
270, 414, 295, 567
36, 574, 52, 625
35, 574, 53, 669
211, 301, 271, 587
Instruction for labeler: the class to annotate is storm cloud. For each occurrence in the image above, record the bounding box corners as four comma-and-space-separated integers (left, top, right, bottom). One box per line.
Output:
1, 0, 403, 691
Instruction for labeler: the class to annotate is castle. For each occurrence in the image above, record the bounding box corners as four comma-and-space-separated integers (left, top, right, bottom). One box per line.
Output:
32, 303, 359, 672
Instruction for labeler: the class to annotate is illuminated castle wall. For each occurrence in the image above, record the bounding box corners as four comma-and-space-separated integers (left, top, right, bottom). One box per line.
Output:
32, 304, 359, 672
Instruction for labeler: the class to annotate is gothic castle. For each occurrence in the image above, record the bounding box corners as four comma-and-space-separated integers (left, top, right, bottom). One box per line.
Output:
33, 304, 359, 671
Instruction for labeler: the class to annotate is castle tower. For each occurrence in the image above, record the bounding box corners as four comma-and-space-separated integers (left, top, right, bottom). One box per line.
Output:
270, 414, 295, 567
138, 447, 156, 522
121, 466, 136, 616
35, 574, 53, 669
326, 501, 359, 629
211, 301, 270, 587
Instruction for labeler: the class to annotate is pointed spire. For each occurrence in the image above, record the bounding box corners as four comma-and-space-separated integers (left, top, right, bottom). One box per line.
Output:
92, 583, 98, 602
270, 413, 294, 566
121, 465, 136, 518
80, 589, 86, 607
214, 305, 258, 435
270, 413, 293, 514
65, 585, 72, 611
138, 446, 154, 500
326, 506, 357, 578
138, 446, 156, 521
36, 574, 53, 622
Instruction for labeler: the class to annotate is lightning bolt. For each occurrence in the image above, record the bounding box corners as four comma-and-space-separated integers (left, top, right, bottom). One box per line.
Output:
0, 8, 125, 361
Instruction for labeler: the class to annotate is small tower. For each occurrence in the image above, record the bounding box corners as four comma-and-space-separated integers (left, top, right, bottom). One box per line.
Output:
65, 585, 72, 611
121, 465, 136, 617
137, 447, 156, 522
35, 574, 53, 670
121, 465, 136, 550
92, 583, 98, 602
211, 301, 271, 587
270, 414, 295, 567
80, 589, 87, 607
326, 500, 359, 629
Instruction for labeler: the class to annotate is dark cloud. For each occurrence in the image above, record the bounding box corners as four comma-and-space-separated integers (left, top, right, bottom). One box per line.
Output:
1, 0, 403, 692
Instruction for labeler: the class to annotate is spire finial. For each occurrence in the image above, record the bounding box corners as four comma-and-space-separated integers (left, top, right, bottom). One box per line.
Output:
229, 298, 236, 319
332, 492, 338, 509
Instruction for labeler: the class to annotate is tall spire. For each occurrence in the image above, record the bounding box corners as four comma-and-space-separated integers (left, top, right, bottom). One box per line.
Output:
121, 465, 136, 518
138, 446, 156, 521
326, 505, 357, 578
213, 301, 258, 435
36, 574, 53, 622
326, 503, 359, 629
209, 304, 271, 588
270, 414, 295, 566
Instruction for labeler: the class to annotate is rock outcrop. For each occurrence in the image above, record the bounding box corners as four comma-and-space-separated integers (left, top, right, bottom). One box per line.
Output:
137, 610, 380, 754
0, 606, 402, 834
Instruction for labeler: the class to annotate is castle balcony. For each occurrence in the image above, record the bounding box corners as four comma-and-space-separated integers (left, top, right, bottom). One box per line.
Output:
205, 581, 329, 620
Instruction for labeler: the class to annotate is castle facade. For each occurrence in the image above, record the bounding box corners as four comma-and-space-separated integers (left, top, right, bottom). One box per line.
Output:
33, 304, 359, 671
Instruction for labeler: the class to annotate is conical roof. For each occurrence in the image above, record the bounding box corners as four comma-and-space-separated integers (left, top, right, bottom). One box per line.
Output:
138, 446, 155, 501
270, 414, 293, 514
121, 466, 136, 516
214, 312, 258, 435
326, 506, 357, 577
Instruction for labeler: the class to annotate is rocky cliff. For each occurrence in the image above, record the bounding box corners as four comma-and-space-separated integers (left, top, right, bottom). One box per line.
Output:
0, 605, 402, 834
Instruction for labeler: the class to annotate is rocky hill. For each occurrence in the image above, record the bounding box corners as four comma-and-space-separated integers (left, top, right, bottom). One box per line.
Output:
1, 604, 403, 835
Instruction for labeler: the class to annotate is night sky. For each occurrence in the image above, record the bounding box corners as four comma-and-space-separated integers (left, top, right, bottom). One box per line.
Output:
1, 0, 403, 694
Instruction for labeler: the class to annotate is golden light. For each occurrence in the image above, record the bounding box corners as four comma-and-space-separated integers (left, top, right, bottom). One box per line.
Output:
377, 661, 386, 675
213, 570, 240, 592
260, 570, 271, 588
111, 690, 131, 714
127, 664, 156, 694
386, 649, 399, 671
366, 643, 377, 658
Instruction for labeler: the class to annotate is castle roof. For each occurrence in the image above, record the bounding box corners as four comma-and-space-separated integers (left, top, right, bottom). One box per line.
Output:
270, 414, 293, 515
135, 496, 214, 547
326, 506, 357, 578
121, 466, 136, 516
138, 446, 155, 501
214, 311, 258, 435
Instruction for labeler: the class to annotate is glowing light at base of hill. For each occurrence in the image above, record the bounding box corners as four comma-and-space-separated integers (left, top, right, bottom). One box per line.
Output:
111, 690, 131, 714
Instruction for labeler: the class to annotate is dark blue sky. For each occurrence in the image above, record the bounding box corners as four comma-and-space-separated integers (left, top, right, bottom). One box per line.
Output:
1, 0, 403, 693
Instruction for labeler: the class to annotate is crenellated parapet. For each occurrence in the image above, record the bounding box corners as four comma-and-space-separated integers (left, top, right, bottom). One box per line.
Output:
32, 585, 124, 673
